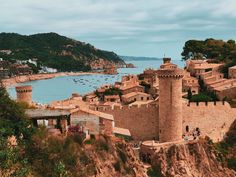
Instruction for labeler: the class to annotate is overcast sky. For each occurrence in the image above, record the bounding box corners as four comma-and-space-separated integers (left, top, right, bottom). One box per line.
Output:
1, 0, 236, 59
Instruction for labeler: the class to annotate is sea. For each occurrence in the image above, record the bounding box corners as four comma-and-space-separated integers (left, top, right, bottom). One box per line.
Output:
7, 58, 185, 103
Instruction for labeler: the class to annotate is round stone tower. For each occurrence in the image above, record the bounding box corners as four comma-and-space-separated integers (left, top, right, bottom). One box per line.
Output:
157, 58, 184, 143
15, 85, 32, 104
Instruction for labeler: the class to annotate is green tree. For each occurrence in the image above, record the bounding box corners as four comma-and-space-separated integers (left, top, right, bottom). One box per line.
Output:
187, 89, 192, 100
0, 85, 34, 176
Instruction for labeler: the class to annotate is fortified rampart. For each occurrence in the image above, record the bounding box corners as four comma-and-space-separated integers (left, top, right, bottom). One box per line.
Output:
91, 101, 236, 142
183, 101, 236, 142
90, 104, 159, 140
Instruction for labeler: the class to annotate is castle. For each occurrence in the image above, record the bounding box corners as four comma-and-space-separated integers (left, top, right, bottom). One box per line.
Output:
16, 58, 236, 146
91, 58, 236, 144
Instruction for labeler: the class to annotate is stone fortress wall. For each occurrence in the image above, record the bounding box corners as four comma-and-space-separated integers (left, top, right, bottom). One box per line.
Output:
91, 104, 159, 140
183, 101, 236, 142
91, 101, 236, 142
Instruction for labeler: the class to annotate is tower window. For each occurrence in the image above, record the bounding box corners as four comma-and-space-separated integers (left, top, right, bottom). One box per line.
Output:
186, 125, 189, 132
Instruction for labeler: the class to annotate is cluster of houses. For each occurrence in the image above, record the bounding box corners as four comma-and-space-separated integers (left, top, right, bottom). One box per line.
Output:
0, 49, 59, 79
0, 59, 33, 79
186, 59, 236, 100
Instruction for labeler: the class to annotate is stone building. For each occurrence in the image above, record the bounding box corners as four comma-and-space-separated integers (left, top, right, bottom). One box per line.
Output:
70, 108, 114, 136
10, 64, 33, 75
104, 95, 120, 103
182, 71, 199, 94
119, 75, 145, 94
85, 93, 99, 104
0, 68, 9, 79
228, 65, 236, 79
138, 69, 157, 86
186, 59, 223, 77
15, 85, 32, 104
122, 92, 152, 104
156, 59, 184, 143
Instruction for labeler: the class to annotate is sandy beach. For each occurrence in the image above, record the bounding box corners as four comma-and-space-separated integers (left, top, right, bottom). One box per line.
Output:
1, 72, 101, 87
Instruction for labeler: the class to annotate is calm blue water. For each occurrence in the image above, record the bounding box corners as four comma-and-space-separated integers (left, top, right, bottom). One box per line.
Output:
8, 59, 184, 103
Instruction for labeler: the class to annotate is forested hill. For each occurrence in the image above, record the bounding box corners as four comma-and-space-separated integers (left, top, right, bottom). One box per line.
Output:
0, 32, 124, 71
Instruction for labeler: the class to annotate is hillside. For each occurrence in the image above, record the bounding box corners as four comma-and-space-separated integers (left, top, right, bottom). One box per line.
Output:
0, 33, 124, 72
181, 39, 236, 76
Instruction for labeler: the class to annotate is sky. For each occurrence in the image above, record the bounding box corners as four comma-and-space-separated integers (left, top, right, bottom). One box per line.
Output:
1, 0, 236, 59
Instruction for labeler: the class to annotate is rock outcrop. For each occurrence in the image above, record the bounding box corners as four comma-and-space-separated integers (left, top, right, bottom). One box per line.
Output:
151, 140, 235, 177
88, 137, 146, 177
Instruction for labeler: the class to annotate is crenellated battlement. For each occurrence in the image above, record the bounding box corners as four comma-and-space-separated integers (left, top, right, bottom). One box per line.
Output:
16, 85, 32, 93
15, 85, 32, 104
157, 68, 184, 79
186, 101, 231, 108
90, 103, 158, 112
157, 74, 184, 79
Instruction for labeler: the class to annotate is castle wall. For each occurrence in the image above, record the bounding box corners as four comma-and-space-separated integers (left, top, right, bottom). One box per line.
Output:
90, 101, 236, 142
183, 101, 236, 142
94, 104, 159, 140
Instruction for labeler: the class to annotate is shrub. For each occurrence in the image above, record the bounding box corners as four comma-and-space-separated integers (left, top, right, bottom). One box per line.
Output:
72, 134, 84, 146
95, 137, 109, 151
118, 148, 127, 163
53, 161, 69, 177
79, 152, 91, 165
227, 158, 236, 171
113, 160, 121, 172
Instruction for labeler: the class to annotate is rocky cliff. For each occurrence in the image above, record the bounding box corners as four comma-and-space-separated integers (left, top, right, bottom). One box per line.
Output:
150, 140, 235, 177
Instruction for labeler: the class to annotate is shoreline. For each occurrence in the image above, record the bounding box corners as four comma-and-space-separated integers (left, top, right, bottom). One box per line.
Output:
2, 72, 101, 87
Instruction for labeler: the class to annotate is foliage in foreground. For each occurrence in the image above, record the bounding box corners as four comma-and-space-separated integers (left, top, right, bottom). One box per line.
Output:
0, 86, 35, 176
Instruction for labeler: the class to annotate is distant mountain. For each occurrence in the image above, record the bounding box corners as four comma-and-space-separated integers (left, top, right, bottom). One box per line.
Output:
120, 55, 162, 61
0, 32, 124, 72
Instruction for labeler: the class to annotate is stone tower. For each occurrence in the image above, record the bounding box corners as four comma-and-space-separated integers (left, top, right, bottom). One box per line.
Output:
157, 58, 184, 143
15, 85, 32, 104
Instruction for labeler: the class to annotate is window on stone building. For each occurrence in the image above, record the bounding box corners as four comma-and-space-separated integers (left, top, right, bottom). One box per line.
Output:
186, 125, 189, 132
141, 97, 143, 101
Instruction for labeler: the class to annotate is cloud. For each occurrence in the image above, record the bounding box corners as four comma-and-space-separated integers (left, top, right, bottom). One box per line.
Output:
0, 0, 236, 58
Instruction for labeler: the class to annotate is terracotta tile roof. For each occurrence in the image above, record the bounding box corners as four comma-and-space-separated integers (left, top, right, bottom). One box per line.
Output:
113, 127, 131, 136
122, 92, 150, 99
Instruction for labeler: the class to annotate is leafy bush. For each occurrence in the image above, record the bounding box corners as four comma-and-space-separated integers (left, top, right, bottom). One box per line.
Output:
227, 158, 236, 171
113, 160, 121, 172
95, 136, 109, 151
118, 148, 127, 163
104, 87, 122, 96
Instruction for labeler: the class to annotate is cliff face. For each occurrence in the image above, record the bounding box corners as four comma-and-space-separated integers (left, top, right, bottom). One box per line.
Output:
151, 140, 235, 177
90, 138, 146, 177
